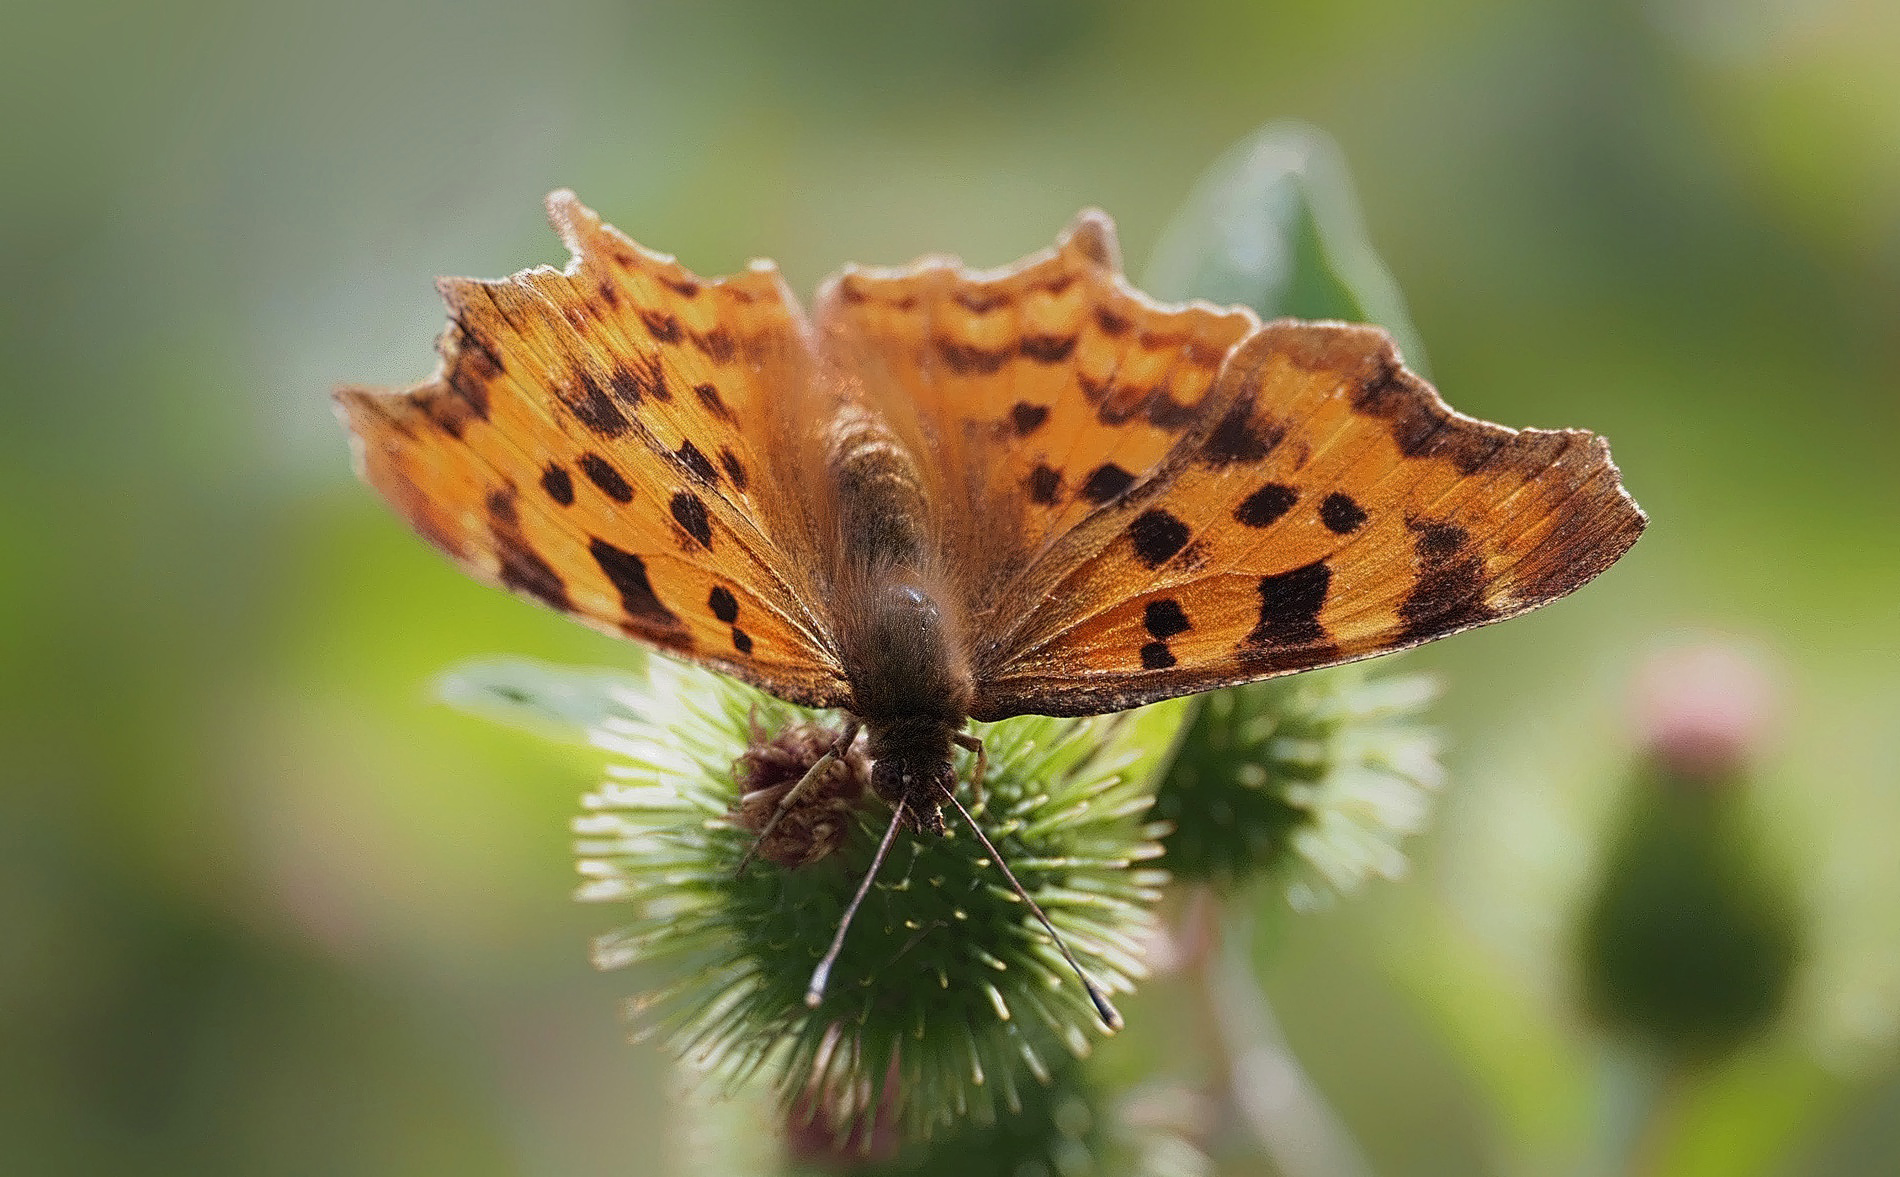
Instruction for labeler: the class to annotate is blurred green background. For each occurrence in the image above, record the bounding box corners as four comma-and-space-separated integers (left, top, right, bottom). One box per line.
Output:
4, 0, 1897, 1174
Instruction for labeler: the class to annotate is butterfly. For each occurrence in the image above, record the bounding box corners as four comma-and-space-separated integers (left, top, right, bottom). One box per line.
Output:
337, 190, 1646, 1026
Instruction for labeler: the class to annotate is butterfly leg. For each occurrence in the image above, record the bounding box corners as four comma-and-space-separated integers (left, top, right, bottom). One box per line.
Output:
738, 717, 862, 876
952, 731, 987, 811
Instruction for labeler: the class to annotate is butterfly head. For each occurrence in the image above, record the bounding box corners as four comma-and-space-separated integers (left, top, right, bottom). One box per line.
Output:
866, 745, 950, 836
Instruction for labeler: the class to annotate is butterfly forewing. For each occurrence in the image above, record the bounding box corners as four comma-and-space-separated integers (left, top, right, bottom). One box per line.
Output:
337, 191, 851, 709
965, 321, 1645, 719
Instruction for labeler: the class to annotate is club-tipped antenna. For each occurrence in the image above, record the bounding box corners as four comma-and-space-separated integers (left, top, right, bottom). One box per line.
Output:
941, 787, 1123, 1032
806, 796, 908, 1010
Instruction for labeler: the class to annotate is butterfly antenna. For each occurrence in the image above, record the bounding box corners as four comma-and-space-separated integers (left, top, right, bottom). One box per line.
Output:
806, 796, 907, 1010
940, 787, 1124, 1032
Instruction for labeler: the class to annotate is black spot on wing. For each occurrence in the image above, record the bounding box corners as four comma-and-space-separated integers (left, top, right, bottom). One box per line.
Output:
496, 533, 570, 612
936, 338, 1011, 376
1094, 307, 1131, 336
670, 491, 713, 549
1020, 334, 1076, 363
606, 364, 641, 409
691, 327, 735, 365
708, 585, 739, 623
452, 319, 506, 380
1201, 393, 1283, 467
1129, 509, 1191, 568
1319, 492, 1368, 534
541, 463, 575, 506
1415, 520, 1469, 561
1235, 483, 1298, 528
589, 538, 676, 625
579, 452, 633, 503
719, 448, 748, 490
641, 309, 682, 343
1146, 391, 1197, 431
694, 382, 731, 420
1009, 402, 1049, 437
610, 356, 670, 408
446, 366, 491, 422
485, 485, 518, 526
1080, 462, 1135, 504
418, 388, 478, 438
564, 372, 631, 437
1398, 519, 1490, 640
951, 288, 1006, 313
1140, 641, 1177, 670
1246, 561, 1331, 649
1143, 599, 1191, 639
730, 626, 754, 654
674, 439, 719, 485
1027, 463, 1062, 505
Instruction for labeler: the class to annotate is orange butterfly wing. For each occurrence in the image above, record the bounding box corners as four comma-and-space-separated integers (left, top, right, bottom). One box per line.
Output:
811, 212, 1643, 721
811, 212, 1256, 608
969, 321, 1645, 718
337, 191, 850, 709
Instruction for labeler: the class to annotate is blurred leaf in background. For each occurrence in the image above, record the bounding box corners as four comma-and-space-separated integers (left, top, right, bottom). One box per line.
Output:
1145, 120, 1428, 370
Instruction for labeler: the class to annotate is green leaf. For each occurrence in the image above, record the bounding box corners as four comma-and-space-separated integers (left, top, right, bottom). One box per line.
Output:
436, 655, 648, 744
1144, 120, 1428, 373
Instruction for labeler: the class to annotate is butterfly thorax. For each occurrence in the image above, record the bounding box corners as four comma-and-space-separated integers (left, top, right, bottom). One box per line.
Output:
826, 404, 973, 834
835, 576, 972, 836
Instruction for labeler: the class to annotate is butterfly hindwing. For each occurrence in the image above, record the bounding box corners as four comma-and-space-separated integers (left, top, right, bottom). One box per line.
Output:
965, 320, 1645, 718
811, 212, 1256, 608
337, 192, 851, 709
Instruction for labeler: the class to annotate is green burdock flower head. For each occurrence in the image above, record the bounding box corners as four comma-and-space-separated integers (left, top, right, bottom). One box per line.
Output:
1154, 664, 1443, 906
566, 657, 1179, 1140
1578, 639, 1802, 1064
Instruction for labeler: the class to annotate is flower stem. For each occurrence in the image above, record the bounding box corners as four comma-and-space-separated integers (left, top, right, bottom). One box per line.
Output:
1579, 1050, 1685, 1177
1188, 892, 1381, 1177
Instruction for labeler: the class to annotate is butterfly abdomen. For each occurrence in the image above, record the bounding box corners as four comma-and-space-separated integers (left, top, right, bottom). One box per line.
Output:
826, 401, 933, 569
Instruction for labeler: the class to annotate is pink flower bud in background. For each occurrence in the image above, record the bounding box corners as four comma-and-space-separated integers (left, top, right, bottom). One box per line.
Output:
782, 1053, 903, 1170
1630, 638, 1779, 782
